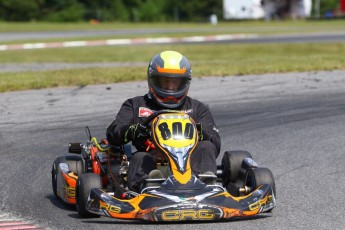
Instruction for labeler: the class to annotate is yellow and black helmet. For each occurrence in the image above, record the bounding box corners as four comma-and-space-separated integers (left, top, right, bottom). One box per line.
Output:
148, 51, 192, 108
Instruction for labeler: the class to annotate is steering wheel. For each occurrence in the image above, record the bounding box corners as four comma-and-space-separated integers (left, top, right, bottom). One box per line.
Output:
141, 109, 179, 128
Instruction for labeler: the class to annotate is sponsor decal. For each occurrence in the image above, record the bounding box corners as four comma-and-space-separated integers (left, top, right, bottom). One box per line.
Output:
100, 202, 121, 214
63, 186, 75, 198
213, 126, 219, 133
139, 107, 154, 117
249, 194, 274, 211
161, 209, 215, 221
181, 109, 193, 114
155, 205, 222, 221
138, 107, 193, 118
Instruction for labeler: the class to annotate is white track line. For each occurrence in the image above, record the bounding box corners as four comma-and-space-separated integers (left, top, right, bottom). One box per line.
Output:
0, 34, 258, 51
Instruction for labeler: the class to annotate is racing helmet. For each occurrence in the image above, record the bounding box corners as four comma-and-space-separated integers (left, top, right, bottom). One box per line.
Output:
148, 51, 192, 108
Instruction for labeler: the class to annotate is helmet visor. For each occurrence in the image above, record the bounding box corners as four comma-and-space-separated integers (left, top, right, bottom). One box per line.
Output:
152, 76, 190, 93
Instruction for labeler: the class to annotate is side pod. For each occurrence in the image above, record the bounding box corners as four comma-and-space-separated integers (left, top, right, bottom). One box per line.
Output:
56, 163, 78, 204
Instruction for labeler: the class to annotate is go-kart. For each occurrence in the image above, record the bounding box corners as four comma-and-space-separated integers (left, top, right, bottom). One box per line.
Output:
52, 110, 276, 221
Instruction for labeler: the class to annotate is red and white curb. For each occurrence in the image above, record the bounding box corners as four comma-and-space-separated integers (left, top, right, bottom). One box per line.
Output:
0, 34, 257, 51
0, 213, 45, 230
0, 221, 44, 230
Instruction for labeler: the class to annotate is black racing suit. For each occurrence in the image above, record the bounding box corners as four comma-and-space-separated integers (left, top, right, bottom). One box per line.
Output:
106, 94, 221, 192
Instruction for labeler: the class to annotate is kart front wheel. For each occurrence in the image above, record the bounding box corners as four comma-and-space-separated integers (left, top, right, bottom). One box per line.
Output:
244, 167, 276, 212
245, 167, 276, 197
222, 151, 252, 185
76, 173, 101, 218
51, 155, 83, 198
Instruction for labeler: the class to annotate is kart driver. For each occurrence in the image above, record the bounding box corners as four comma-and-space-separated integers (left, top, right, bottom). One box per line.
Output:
106, 50, 221, 192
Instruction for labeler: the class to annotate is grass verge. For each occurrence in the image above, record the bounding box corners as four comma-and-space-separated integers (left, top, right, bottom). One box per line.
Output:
1, 42, 345, 93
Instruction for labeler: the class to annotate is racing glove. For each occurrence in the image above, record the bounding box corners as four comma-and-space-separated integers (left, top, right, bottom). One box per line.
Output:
196, 123, 209, 141
125, 123, 150, 146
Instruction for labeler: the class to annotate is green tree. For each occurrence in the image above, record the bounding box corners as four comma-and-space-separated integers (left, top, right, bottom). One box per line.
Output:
0, 0, 45, 21
79, 0, 129, 21
136, 0, 167, 21
42, 0, 86, 22
2, 0, 343, 22
167, 0, 222, 22
320, 0, 339, 16
312, 0, 340, 18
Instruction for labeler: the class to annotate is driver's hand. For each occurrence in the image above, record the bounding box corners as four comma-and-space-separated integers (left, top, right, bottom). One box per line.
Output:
127, 123, 150, 145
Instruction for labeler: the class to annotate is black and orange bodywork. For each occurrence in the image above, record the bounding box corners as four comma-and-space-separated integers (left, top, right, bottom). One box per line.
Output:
55, 140, 120, 205
87, 176, 275, 221
84, 112, 276, 222
56, 163, 78, 204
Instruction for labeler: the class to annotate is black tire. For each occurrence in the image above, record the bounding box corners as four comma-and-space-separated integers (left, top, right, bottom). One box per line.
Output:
245, 167, 276, 197
51, 155, 83, 198
222, 150, 252, 185
76, 173, 101, 218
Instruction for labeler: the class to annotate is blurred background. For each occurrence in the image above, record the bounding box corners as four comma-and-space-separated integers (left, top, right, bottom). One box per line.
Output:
0, 0, 343, 22
1, 0, 345, 93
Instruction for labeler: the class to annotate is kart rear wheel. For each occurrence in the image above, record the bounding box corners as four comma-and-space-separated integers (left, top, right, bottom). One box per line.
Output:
222, 151, 252, 185
76, 173, 101, 218
51, 156, 83, 198
245, 167, 276, 198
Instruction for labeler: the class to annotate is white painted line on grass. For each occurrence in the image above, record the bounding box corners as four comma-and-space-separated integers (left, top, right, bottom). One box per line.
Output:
0, 34, 258, 51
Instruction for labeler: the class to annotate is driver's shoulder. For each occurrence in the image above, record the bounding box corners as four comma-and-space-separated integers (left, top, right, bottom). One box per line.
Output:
185, 96, 208, 108
125, 95, 147, 105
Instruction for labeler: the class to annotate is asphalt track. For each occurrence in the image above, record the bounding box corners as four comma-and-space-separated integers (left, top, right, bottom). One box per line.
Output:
1, 70, 345, 229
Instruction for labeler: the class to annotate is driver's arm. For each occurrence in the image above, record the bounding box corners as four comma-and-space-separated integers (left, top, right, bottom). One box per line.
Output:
106, 99, 134, 146
195, 102, 221, 155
